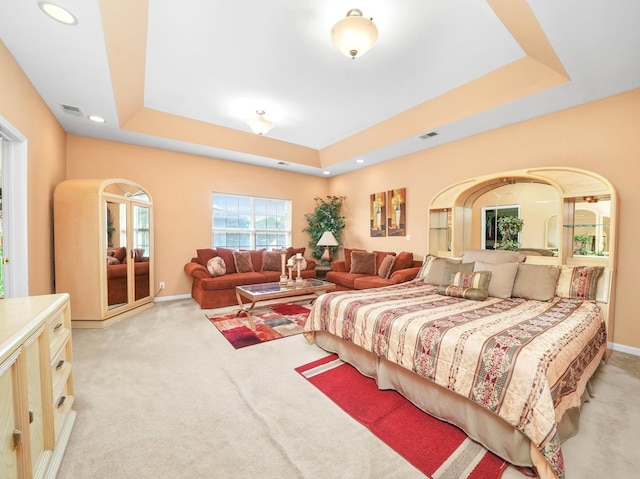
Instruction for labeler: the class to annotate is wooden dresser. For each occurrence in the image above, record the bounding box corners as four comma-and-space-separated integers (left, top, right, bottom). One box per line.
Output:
0, 294, 76, 478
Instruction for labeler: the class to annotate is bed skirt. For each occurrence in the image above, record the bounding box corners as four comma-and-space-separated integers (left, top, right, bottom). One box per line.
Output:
312, 331, 585, 479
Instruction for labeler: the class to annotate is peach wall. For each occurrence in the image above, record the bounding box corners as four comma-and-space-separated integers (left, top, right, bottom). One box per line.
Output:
0, 41, 67, 295
65, 137, 329, 297
329, 88, 640, 349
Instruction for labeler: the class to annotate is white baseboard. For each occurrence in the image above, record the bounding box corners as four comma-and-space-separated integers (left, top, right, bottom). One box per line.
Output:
610, 342, 640, 357
153, 294, 192, 303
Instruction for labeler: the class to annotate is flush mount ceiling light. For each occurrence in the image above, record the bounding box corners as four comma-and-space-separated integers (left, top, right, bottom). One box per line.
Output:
38, 1, 77, 25
331, 8, 378, 59
88, 115, 106, 123
246, 110, 274, 136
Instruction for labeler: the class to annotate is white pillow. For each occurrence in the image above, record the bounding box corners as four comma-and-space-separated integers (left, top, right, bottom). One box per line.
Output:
473, 261, 519, 299
207, 257, 226, 277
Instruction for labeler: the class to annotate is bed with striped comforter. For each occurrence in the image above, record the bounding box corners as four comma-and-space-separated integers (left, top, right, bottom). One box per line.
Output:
303, 279, 607, 479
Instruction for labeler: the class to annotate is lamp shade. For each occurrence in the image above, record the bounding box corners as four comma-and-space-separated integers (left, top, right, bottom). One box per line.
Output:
331, 9, 378, 59
317, 231, 339, 246
246, 110, 274, 136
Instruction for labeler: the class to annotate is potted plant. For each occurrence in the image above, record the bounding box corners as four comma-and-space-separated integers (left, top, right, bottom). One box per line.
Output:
304, 196, 346, 263
495, 216, 524, 251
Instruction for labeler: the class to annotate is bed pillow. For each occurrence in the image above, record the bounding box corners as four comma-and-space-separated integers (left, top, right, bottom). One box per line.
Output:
262, 250, 283, 272
555, 265, 604, 300
473, 261, 519, 299
461, 249, 526, 265
350, 250, 376, 274
377, 255, 396, 279
232, 250, 254, 273
441, 260, 475, 285
207, 257, 226, 277
418, 255, 462, 285
512, 264, 561, 301
437, 271, 492, 301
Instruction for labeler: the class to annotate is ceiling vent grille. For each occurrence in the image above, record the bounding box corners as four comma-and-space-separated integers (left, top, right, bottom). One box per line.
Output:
60, 104, 83, 117
418, 131, 438, 140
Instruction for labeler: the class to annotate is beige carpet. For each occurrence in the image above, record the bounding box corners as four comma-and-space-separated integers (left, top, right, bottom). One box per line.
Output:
57, 298, 640, 479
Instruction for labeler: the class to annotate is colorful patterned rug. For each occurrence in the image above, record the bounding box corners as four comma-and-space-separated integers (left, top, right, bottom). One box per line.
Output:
296, 354, 535, 479
206, 302, 311, 349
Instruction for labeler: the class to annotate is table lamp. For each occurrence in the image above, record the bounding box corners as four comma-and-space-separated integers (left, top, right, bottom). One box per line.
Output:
317, 231, 339, 264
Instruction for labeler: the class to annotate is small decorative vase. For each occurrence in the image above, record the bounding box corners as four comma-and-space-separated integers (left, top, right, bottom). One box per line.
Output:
395, 209, 401, 228
376, 211, 381, 230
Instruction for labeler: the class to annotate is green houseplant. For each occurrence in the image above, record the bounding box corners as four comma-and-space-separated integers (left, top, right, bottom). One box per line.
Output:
495, 216, 524, 251
303, 196, 346, 263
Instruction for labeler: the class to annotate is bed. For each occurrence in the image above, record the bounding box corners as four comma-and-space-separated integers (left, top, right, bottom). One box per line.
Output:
303, 251, 608, 479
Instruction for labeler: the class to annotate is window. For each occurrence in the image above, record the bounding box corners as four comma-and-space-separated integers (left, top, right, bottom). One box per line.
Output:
212, 193, 291, 249
481, 205, 520, 250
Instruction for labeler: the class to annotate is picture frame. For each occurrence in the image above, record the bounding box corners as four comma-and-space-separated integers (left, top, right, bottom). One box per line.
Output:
370, 192, 386, 237
387, 188, 406, 236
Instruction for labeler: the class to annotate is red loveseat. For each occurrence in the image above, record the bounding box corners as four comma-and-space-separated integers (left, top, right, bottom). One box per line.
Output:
184, 247, 317, 309
326, 248, 422, 291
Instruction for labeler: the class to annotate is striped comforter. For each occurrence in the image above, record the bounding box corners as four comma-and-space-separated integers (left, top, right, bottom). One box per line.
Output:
304, 279, 607, 479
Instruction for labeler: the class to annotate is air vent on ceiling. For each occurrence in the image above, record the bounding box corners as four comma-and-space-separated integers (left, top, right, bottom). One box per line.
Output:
418, 131, 438, 140
277, 161, 289, 166
60, 104, 84, 117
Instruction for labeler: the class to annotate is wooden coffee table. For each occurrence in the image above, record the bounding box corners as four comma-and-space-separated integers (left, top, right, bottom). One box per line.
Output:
235, 279, 336, 329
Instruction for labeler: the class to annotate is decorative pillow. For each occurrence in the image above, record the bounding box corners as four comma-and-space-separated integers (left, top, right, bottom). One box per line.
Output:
473, 261, 519, 299
418, 255, 461, 285
344, 248, 366, 271
232, 250, 254, 273
207, 257, 226, 277
286, 247, 306, 260
216, 247, 237, 274
106, 256, 120, 265
373, 251, 396, 273
106, 248, 117, 257
113, 246, 127, 263
512, 264, 561, 301
555, 265, 604, 300
437, 271, 492, 301
262, 250, 283, 272
461, 249, 526, 264
377, 255, 396, 279
349, 250, 376, 274
197, 248, 217, 266
441, 260, 475, 285
133, 248, 145, 262
391, 251, 414, 273
247, 248, 265, 271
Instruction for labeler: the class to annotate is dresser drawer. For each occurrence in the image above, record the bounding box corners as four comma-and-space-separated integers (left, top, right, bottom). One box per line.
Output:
52, 381, 74, 441
47, 308, 71, 356
51, 343, 72, 393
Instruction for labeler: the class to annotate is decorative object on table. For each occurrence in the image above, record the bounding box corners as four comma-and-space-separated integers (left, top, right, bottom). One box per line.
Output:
387, 188, 406, 236
296, 354, 515, 479
286, 257, 295, 287
207, 302, 312, 349
295, 253, 304, 286
330, 9, 378, 59
279, 249, 288, 286
370, 192, 386, 237
316, 231, 339, 264
304, 195, 346, 263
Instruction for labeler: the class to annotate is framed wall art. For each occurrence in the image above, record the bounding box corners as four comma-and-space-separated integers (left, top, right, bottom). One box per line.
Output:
387, 188, 406, 236
370, 192, 386, 237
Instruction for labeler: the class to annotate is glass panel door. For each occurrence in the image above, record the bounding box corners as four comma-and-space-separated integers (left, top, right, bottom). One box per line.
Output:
132, 204, 151, 301
105, 200, 129, 310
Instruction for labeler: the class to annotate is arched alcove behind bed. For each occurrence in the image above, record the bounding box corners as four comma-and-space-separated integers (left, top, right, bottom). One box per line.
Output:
427, 167, 618, 352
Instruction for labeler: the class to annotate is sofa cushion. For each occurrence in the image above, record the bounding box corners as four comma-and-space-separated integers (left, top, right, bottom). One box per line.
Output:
344, 248, 366, 271
354, 276, 394, 289
196, 248, 217, 266
247, 248, 264, 272
198, 272, 265, 291
113, 246, 127, 263
378, 255, 395, 279
216, 247, 237, 274
207, 257, 226, 277
373, 250, 396, 273
233, 250, 254, 273
350, 251, 376, 274
325, 271, 370, 290
106, 256, 120, 265
133, 248, 145, 262
262, 250, 283, 272
391, 251, 413, 273
286, 247, 306, 259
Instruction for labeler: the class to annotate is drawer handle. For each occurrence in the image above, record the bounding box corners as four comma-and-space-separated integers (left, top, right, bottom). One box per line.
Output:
56, 360, 65, 370
53, 323, 63, 332
29, 409, 34, 424
57, 396, 66, 408
12, 429, 22, 449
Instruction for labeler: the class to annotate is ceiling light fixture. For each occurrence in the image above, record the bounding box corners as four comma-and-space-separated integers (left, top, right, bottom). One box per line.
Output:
331, 9, 378, 59
246, 110, 274, 136
38, 2, 77, 25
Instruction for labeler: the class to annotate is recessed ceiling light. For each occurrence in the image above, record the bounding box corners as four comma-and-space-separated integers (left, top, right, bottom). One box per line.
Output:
38, 2, 77, 25
88, 115, 106, 123
356, 159, 364, 164
323, 171, 331, 175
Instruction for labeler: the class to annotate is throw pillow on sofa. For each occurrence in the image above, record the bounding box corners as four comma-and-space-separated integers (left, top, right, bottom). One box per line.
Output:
216, 247, 237, 274
350, 251, 376, 274
391, 251, 413, 273
378, 255, 395, 279
207, 257, 226, 277
233, 250, 254, 273
262, 250, 283, 271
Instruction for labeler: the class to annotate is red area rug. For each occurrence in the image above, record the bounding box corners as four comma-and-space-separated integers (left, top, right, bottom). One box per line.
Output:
296, 354, 518, 479
206, 302, 311, 349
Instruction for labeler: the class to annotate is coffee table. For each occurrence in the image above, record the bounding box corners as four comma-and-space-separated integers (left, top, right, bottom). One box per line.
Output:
235, 279, 336, 329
